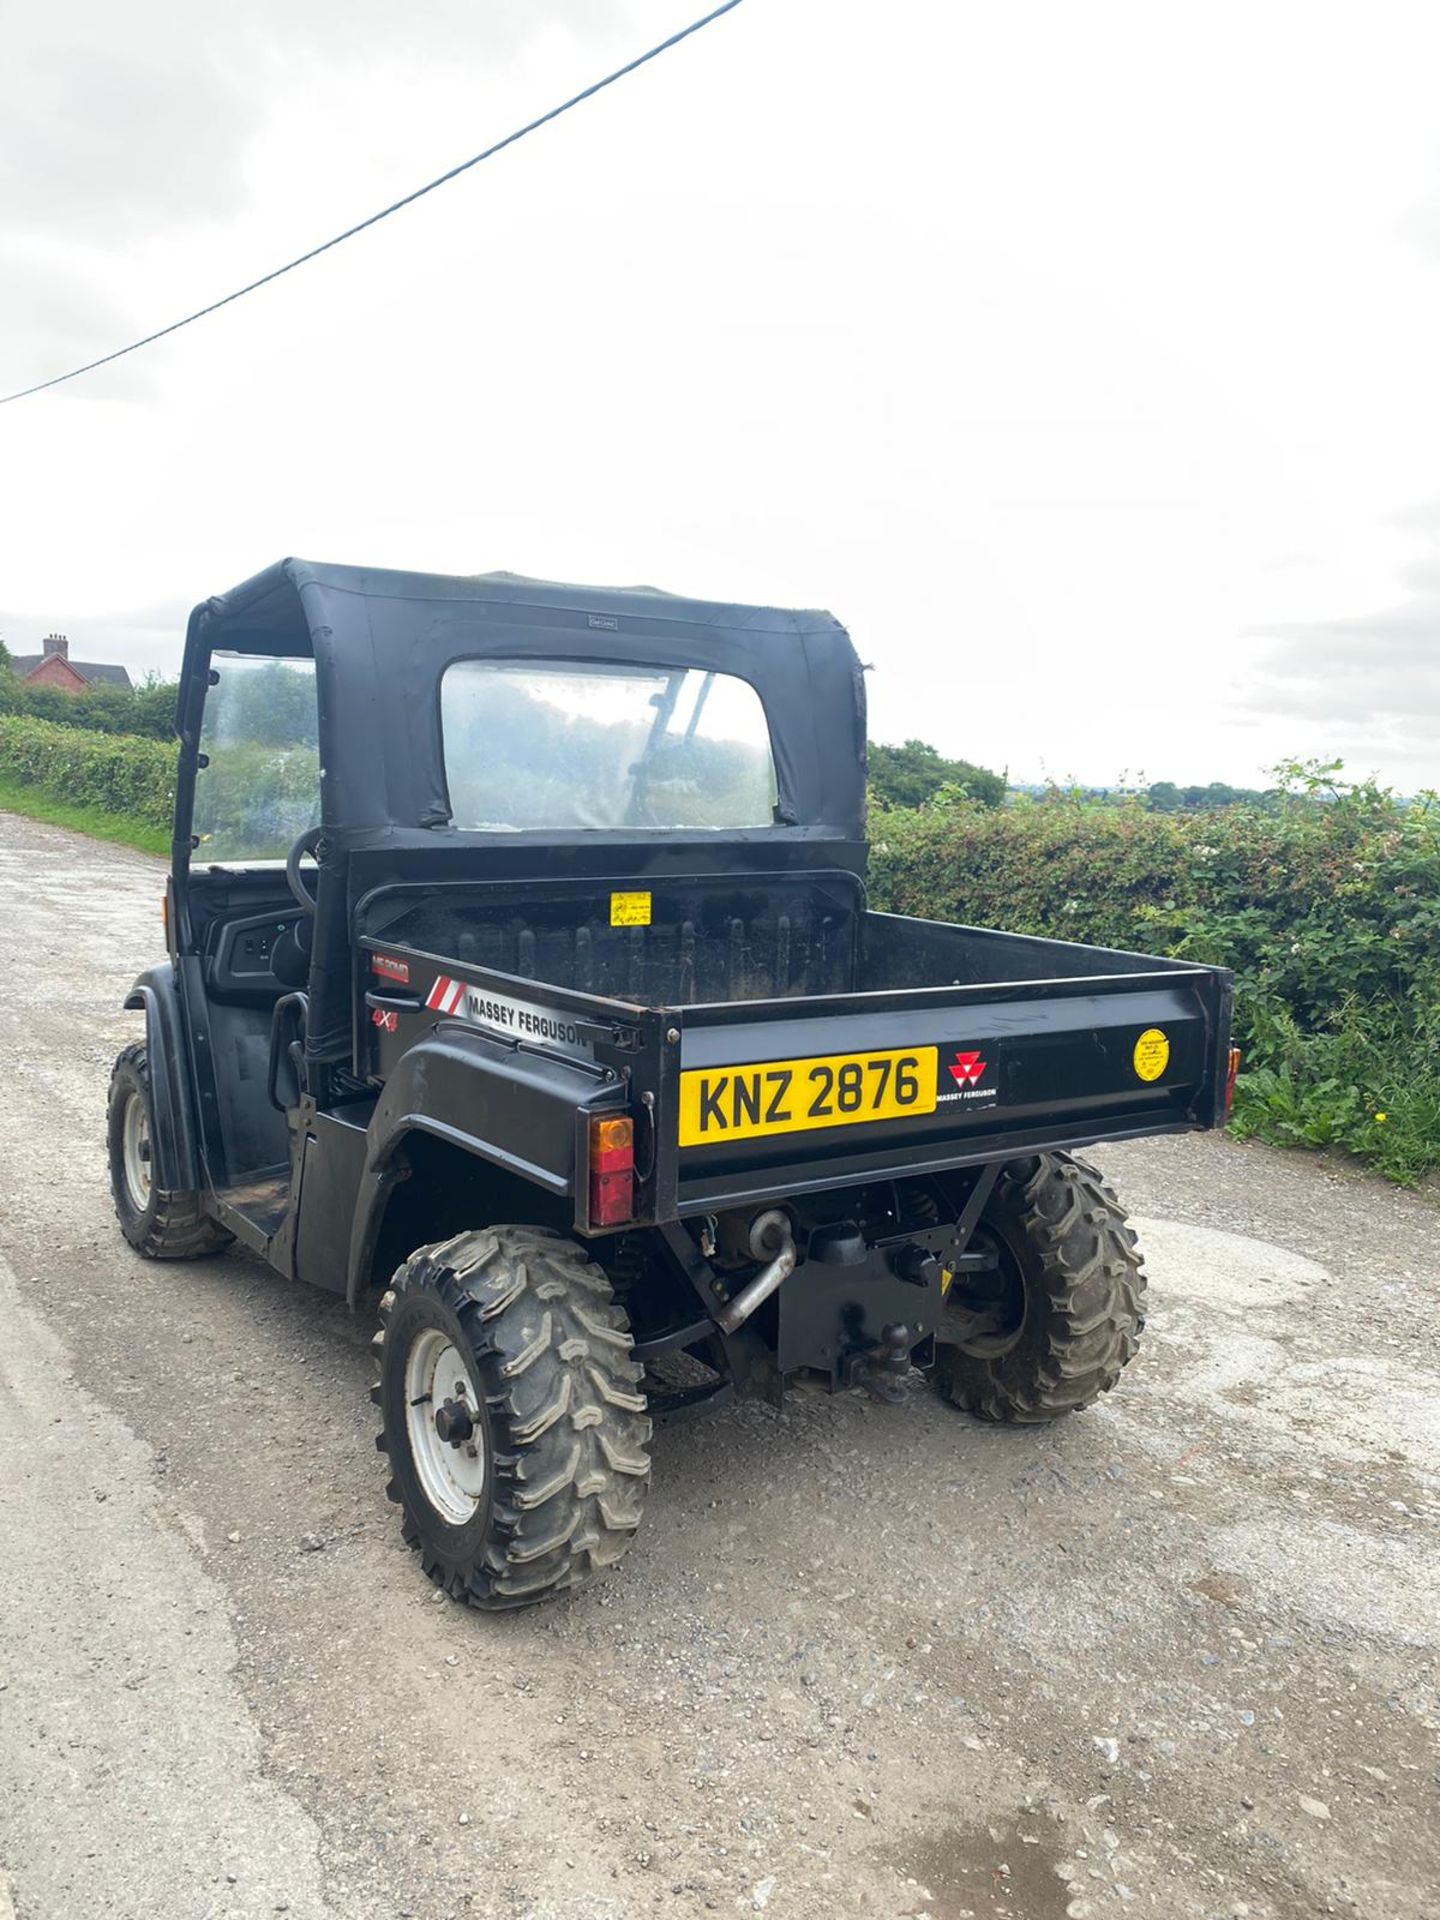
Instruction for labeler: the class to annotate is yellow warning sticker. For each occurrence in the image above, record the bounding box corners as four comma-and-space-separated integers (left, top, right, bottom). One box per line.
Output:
1133, 1028, 1170, 1082
610, 890, 652, 928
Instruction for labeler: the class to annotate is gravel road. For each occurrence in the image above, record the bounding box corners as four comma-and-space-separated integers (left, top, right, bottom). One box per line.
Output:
0, 809, 1436, 1920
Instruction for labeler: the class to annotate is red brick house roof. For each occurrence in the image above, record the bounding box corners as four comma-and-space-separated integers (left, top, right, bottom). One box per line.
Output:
10, 633, 132, 691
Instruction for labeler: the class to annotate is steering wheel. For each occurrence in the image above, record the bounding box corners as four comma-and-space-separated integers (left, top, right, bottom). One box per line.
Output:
286, 826, 324, 915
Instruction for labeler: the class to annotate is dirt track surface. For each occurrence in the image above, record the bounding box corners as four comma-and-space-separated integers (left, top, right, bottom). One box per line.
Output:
0, 808, 1436, 1920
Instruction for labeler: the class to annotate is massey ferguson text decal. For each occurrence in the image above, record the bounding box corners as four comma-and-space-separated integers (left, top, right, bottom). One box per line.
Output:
425, 975, 594, 1060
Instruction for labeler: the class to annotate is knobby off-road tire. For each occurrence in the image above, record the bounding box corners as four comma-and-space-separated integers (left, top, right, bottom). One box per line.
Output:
107, 1043, 233, 1259
936, 1153, 1145, 1423
374, 1226, 652, 1610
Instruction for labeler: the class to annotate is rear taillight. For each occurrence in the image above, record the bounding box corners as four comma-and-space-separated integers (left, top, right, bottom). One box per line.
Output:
1224, 1046, 1242, 1120
588, 1115, 634, 1227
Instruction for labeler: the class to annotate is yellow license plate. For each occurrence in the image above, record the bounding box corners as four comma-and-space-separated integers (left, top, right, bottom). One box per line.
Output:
678, 1045, 938, 1147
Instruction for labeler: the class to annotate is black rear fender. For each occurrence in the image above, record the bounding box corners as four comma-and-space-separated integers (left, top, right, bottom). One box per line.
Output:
345, 1027, 619, 1307
347, 1133, 577, 1308
122, 964, 204, 1194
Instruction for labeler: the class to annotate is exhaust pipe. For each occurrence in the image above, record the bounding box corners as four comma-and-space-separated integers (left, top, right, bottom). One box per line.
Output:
714, 1209, 796, 1335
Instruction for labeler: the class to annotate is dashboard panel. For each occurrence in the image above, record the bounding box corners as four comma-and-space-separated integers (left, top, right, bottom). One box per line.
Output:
207, 907, 305, 999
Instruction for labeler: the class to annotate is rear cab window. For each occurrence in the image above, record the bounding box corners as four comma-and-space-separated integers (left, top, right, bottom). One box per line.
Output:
439, 660, 778, 831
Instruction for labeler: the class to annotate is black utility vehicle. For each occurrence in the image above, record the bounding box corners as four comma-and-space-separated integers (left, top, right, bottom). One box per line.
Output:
110, 561, 1235, 1609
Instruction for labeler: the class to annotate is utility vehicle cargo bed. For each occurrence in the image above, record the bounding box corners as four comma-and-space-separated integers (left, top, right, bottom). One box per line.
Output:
357, 870, 1232, 1221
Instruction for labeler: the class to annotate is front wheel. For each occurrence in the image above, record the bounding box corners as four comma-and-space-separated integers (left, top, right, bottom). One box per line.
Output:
936, 1153, 1145, 1422
374, 1226, 651, 1610
107, 1044, 232, 1259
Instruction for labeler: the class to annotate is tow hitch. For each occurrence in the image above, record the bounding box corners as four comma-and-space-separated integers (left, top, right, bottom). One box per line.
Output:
844, 1322, 916, 1403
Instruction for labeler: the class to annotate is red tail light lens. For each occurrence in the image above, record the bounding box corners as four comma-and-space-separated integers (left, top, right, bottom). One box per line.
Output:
1224, 1046, 1242, 1120
588, 1115, 634, 1227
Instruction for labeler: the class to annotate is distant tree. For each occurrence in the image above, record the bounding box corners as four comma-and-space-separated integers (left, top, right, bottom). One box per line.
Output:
130, 674, 179, 740
219, 659, 319, 749
1144, 779, 1280, 813
0, 669, 179, 739
0, 632, 11, 673
870, 738, 1006, 810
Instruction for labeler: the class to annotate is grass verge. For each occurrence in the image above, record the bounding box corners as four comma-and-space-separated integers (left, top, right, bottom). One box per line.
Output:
0, 778, 168, 856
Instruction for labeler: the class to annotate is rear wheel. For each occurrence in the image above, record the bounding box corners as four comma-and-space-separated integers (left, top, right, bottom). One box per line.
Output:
107, 1044, 232, 1259
936, 1153, 1145, 1422
374, 1226, 651, 1610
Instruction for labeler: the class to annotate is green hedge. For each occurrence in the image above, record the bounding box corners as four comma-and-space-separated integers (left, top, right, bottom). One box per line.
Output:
1, 709, 1432, 1183
0, 713, 174, 830
869, 781, 1440, 1184
0, 670, 178, 740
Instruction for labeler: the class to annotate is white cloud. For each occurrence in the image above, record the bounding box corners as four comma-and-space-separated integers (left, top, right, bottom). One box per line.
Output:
2, 0, 1439, 788
1235, 506, 1440, 791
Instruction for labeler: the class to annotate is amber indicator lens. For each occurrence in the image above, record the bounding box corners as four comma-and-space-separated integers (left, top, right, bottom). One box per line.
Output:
588, 1114, 635, 1227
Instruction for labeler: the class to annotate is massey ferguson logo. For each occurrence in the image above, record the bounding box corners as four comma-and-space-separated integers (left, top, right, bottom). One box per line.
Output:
950, 1049, 987, 1087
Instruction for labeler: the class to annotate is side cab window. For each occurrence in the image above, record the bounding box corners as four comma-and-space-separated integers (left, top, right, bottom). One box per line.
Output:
193, 654, 320, 861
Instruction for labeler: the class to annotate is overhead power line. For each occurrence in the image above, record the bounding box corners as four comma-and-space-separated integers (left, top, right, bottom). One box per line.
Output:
0, 0, 746, 408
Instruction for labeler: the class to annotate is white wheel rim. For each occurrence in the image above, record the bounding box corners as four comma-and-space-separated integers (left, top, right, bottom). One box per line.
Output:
404, 1328, 487, 1524
121, 1089, 152, 1210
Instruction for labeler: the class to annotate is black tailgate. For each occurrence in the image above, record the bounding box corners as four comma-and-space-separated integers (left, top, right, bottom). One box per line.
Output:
670, 965, 1230, 1214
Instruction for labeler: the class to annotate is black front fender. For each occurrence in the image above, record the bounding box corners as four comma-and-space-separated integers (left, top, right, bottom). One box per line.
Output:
123, 963, 204, 1194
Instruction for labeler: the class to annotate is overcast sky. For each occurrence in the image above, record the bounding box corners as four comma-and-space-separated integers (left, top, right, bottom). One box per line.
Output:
3, 0, 1439, 789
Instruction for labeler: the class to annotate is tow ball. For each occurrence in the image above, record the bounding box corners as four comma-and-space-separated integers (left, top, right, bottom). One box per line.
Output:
832, 1241, 941, 1401
844, 1322, 916, 1403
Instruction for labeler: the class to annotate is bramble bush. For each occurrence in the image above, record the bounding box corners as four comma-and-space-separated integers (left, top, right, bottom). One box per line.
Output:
869, 766, 1440, 1185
